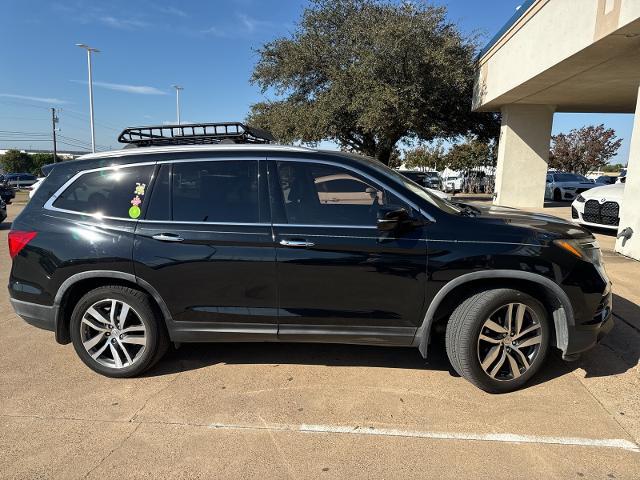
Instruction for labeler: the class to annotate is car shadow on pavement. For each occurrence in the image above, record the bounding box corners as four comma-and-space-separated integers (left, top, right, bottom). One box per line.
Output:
144, 303, 640, 390
147, 341, 446, 378
0, 221, 12, 230
144, 335, 578, 391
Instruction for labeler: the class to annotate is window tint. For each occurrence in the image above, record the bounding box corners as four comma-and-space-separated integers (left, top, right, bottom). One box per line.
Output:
53, 165, 154, 219
276, 162, 406, 226
172, 160, 259, 222
145, 164, 171, 221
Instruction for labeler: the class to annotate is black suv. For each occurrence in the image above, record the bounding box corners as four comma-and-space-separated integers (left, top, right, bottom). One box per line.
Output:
0, 175, 16, 204
8, 123, 612, 393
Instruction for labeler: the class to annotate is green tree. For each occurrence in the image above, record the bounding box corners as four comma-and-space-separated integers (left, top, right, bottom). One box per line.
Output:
549, 125, 622, 175
0, 149, 32, 174
30, 153, 56, 176
602, 162, 625, 173
248, 0, 499, 165
404, 142, 447, 171
445, 137, 495, 172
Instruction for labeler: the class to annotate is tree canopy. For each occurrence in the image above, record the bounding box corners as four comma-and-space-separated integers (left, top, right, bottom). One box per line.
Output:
445, 137, 495, 172
248, 0, 499, 165
549, 125, 622, 175
404, 137, 495, 172
0, 150, 55, 176
403, 142, 447, 171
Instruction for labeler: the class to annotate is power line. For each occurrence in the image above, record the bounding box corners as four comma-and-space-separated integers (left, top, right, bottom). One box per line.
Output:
60, 108, 121, 132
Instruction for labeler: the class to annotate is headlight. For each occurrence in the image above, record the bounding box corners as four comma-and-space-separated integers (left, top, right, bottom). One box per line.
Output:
555, 238, 603, 266
576, 194, 585, 203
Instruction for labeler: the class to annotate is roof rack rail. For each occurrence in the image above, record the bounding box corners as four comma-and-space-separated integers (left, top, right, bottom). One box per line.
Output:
117, 122, 275, 147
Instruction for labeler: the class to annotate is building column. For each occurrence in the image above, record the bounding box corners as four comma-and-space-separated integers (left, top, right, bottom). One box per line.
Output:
615, 86, 640, 260
494, 104, 555, 209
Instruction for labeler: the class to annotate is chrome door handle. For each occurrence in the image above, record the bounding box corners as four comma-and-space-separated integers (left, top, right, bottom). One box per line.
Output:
279, 239, 315, 248
152, 233, 184, 242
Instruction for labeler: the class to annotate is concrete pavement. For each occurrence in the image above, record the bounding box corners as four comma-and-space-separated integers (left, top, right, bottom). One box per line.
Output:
1, 201, 639, 479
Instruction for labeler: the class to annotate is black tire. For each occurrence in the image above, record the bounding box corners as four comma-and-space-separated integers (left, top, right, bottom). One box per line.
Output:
553, 188, 562, 201
445, 288, 550, 393
70, 285, 168, 378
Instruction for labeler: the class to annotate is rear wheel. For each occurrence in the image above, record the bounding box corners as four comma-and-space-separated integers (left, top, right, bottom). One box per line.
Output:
445, 288, 550, 393
553, 188, 562, 201
70, 285, 168, 377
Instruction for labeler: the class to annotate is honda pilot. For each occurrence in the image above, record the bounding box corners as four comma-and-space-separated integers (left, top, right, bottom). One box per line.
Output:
7, 123, 612, 393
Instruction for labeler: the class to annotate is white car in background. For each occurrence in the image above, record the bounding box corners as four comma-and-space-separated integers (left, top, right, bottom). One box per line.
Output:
29, 177, 46, 199
545, 172, 595, 201
443, 175, 464, 193
571, 181, 624, 231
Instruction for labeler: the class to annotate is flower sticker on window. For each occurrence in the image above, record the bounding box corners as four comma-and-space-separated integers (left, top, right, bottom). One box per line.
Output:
128, 183, 146, 219
135, 183, 146, 196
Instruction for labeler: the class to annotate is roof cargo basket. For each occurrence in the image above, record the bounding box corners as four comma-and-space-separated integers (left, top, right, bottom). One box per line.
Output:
117, 122, 275, 147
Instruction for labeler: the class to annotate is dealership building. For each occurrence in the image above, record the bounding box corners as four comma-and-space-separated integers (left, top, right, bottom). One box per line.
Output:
473, 0, 640, 260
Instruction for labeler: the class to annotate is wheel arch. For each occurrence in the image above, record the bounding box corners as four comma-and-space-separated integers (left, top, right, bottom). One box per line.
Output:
53, 270, 173, 344
413, 270, 573, 358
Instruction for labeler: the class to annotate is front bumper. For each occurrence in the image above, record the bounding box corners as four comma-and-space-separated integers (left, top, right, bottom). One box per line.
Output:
10, 297, 57, 332
563, 289, 613, 358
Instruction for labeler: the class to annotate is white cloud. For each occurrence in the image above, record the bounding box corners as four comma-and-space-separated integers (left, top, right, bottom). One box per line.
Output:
71, 80, 167, 95
158, 6, 188, 18
0, 93, 68, 104
99, 16, 149, 30
200, 14, 275, 38
238, 13, 257, 32
200, 26, 227, 37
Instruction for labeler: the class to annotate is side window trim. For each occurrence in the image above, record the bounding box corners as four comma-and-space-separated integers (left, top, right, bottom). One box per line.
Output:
44, 161, 157, 222
268, 156, 434, 225
44, 158, 272, 226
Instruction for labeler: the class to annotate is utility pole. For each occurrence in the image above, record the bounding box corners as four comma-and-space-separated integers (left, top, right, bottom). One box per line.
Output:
51, 108, 58, 162
76, 43, 100, 153
172, 85, 184, 124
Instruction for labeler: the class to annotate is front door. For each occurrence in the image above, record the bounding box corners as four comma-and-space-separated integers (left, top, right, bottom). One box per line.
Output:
268, 159, 428, 346
133, 157, 278, 342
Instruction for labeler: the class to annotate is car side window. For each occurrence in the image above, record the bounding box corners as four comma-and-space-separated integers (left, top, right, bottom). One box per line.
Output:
171, 160, 259, 223
52, 165, 155, 219
276, 161, 407, 226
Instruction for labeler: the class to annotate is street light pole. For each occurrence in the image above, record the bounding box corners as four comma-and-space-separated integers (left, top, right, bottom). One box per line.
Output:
172, 85, 184, 124
76, 44, 100, 153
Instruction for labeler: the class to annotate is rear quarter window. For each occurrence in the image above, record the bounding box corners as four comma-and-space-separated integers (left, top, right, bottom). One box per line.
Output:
51, 165, 155, 219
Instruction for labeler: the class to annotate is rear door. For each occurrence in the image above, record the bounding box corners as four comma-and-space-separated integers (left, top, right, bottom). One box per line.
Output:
268, 158, 428, 346
133, 156, 278, 342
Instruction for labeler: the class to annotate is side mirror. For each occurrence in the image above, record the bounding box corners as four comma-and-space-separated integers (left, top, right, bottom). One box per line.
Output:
377, 207, 412, 231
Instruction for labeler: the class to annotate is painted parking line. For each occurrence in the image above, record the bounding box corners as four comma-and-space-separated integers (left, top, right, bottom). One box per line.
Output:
209, 422, 640, 453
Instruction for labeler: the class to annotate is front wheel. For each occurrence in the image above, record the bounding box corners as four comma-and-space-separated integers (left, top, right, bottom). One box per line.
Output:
70, 285, 168, 378
553, 188, 562, 201
445, 288, 550, 393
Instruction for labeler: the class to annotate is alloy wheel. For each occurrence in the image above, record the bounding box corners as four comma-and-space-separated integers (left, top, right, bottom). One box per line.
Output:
79, 299, 147, 369
476, 302, 542, 381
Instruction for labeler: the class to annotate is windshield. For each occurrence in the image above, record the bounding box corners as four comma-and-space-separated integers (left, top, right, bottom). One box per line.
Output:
348, 157, 461, 214
554, 173, 589, 182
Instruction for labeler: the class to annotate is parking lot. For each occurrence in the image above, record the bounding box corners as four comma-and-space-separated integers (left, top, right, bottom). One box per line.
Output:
1, 198, 639, 479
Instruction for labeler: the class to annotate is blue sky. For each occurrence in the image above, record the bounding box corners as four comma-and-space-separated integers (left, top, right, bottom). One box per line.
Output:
0, 0, 632, 163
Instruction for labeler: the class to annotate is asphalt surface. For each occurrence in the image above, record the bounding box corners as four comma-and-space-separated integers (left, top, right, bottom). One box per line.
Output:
1, 200, 639, 479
